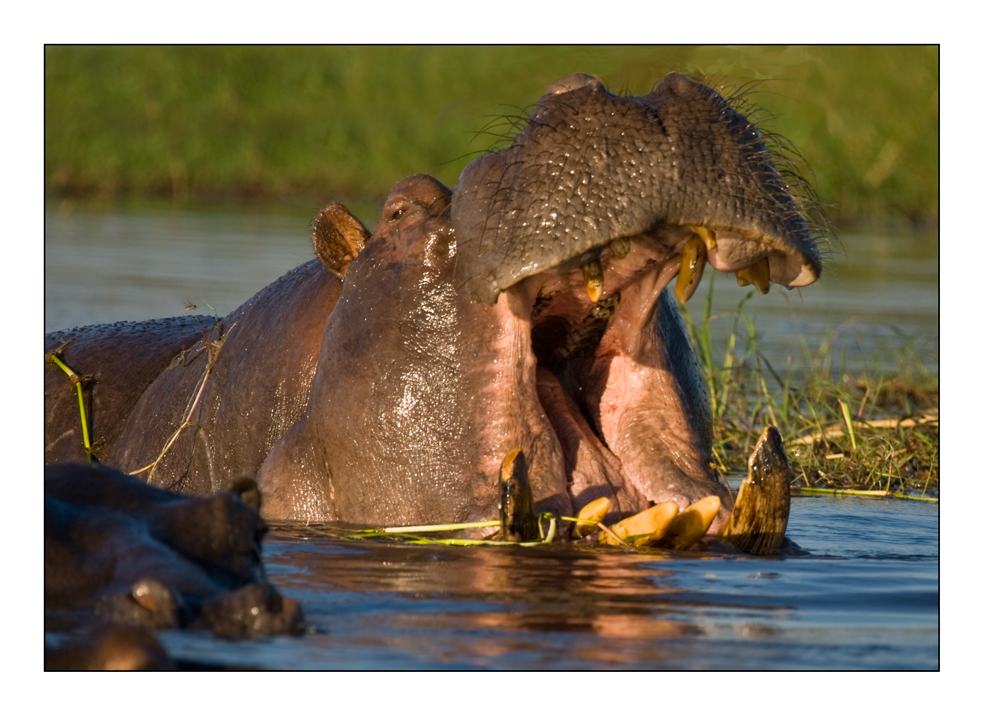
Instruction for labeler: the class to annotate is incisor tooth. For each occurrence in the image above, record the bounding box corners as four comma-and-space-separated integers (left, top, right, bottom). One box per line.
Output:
735, 256, 771, 294
661, 495, 721, 550
572, 497, 611, 539
580, 260, 604, 302
609, 237, 631, 260
675, 235, 708, 304
598, 501, 679, 546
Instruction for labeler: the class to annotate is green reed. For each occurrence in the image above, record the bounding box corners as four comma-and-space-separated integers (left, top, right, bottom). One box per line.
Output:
679, 285, 939, 497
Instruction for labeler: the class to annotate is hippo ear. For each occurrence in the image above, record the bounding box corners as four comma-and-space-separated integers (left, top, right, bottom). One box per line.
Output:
311, 203, 371, 279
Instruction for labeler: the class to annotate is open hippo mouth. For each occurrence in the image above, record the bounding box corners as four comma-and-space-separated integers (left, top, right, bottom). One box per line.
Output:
451, 73, 822, 541
248, 72, 822, 553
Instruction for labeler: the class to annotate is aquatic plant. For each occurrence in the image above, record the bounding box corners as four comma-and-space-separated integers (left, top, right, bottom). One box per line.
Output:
679, 275, 939, 499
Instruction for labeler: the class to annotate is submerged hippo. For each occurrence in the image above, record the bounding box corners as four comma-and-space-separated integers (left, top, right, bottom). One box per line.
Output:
45, 462, 304, 669
45, 73, 822, 552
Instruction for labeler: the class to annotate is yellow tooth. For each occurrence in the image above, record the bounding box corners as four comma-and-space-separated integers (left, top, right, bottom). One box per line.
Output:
599, 501, 679, 546
689, 225, 717, 251
661, 495, 721, 550
498, 448, 538, 542
572, 496, 611, 539
735, 256, 771, 295
721, 426, 792, 555
609, 237, 631, 260
675, 235, 708, 305
580, 260, 604, 302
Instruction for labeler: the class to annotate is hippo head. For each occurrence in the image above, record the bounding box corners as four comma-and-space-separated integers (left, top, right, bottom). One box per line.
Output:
261, 74, 821, 548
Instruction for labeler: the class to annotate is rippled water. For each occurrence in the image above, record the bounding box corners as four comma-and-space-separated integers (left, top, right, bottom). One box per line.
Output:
44, 206, 939, 669
153, 494, 938, 670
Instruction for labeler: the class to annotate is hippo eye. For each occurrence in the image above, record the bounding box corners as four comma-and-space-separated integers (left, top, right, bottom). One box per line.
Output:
388, 204, 409, 221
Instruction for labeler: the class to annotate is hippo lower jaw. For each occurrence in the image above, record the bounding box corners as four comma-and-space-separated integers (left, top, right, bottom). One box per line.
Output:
485, 221, 805, 543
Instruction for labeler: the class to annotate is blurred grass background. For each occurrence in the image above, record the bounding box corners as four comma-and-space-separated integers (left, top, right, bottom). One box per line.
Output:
45, 45, 938, 226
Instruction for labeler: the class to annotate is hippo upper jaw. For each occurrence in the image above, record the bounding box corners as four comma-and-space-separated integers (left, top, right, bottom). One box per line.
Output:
451, 72, 823, 306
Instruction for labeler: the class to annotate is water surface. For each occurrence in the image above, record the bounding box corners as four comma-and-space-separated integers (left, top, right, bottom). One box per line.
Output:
155, 495, 938, 670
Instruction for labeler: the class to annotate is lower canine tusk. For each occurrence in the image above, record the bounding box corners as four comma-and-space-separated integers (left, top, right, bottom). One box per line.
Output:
720, 426, 792, 555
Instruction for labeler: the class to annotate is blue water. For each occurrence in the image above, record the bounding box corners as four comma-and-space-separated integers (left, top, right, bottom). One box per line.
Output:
155, 495, 938, 670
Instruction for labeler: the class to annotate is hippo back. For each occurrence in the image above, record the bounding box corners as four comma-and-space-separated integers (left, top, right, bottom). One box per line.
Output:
45, 316, 217, 465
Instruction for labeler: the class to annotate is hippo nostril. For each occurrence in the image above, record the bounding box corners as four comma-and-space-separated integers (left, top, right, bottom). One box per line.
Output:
546, 73, 603, 95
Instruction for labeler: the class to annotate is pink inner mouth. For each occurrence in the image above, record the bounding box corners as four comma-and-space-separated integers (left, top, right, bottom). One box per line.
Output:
498, 226, 740, 530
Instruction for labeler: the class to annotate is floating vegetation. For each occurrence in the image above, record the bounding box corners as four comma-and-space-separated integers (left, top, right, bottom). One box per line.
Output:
791, 486, 937, 502
301, 515, 561, 548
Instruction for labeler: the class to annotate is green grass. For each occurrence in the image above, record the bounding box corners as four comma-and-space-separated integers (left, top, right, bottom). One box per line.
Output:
679, 277, 939, 497
45, 45, 938, 224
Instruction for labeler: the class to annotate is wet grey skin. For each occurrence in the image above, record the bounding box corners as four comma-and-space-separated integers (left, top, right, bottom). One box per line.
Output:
256, 175, 713, 531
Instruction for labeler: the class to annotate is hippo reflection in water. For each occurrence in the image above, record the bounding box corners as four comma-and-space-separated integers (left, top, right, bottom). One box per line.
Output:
45, 73, 822, 554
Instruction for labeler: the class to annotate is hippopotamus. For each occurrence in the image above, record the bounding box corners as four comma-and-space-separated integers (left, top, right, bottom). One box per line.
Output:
45, 73, 822, 553
45, 462, 304, 669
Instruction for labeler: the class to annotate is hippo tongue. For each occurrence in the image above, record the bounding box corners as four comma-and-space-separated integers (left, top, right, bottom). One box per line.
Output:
535, 366, 650, 522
